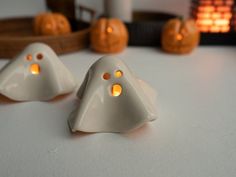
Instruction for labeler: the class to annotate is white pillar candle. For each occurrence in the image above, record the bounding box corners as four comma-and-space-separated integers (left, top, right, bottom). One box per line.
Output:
104, 0, 132, 22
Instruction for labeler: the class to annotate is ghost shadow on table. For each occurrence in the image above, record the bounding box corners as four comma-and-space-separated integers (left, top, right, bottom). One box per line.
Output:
0, 94, 20, 105
68, 98, 155, 140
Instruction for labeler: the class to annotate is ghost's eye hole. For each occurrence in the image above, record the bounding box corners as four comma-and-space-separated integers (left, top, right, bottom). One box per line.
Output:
103, 73, 111, 80
111, 84, 122, 97
36, 53, 43, 60
114, 70, 123, 78
26, 54, 32, 61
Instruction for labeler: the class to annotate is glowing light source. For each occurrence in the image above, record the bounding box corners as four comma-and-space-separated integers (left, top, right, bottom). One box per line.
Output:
198, 6, 215, 12
106, 27, 113, 33
30, 64, 40, 75
176, 34, 183, 41
114, 70, 123, 78
191, 0, 233, 33
210, 25, 220, 32
26, 54, 32, 61
223, 13, 232, 19
111, 84, 122, 97
211, 13, 221, 19
197, 13, 211, 19
221, 25, 230, 32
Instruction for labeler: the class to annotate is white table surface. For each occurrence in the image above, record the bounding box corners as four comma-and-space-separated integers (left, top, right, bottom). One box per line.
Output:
0, 47, 235, 177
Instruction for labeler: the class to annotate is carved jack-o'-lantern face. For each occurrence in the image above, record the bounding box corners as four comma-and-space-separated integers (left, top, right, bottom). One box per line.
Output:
161, 19, 200, 54
34, 13, 71, 36
90, 18, 129, 53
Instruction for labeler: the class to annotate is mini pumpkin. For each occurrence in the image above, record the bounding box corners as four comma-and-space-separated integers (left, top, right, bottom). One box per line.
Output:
34, 13, 71, 36
161, 18, 200, 54
90, 18, 128, 53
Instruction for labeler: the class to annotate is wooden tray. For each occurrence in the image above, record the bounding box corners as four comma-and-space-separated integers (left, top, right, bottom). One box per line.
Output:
0, 17, 91, 58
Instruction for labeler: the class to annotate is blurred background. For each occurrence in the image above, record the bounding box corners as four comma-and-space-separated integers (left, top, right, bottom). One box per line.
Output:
0, 0, 190, 18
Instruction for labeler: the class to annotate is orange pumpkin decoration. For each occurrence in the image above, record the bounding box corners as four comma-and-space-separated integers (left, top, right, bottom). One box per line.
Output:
90, 18, 128, 53
161, 18, 200, 54
34, 13, 71, 36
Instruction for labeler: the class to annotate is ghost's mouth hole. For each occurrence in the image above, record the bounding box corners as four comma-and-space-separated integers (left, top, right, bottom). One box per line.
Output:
30, 64, 40, 75
111, 84, 122, 97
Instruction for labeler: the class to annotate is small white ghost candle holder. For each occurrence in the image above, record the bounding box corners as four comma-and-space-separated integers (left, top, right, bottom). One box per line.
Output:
68, 56, 158, 133
0, 43, 76, 101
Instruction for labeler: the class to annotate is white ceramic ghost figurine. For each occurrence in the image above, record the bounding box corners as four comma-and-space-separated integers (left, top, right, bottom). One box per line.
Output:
68, 56, 158, 133
0, 43, 76, 101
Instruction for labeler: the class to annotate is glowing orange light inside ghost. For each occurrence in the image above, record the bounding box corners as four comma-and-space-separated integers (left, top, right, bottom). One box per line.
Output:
114, 70, 123, 78
30, 64, 40, 75
26, 54, 32, 61
111, 84, 122, 97
106, 27, 113, 33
